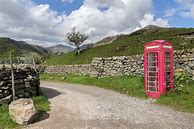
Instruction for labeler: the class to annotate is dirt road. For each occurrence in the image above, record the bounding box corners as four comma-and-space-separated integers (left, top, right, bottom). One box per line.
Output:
26, 81, 194, 129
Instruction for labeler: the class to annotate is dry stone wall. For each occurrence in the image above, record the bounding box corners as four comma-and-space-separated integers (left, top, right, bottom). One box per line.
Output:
44, 49, 194, 78
91, 55, 144, 77
0, 65, 40, 104
44, 65, 92, 75
174, 49, 194, 77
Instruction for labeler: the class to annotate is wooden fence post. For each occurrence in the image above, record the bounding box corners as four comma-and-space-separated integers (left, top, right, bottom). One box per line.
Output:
10, 52, 15, 100
32, 54, 40, 95
32, 54, 37, 72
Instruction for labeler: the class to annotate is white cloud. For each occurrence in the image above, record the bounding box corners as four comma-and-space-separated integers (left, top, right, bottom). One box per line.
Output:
182, 4, 194, 18
0, 0, 66, 46
135, 14, 169, 30
164, 8, 177, 17
175, 0, 194, 19
175, 0, 194, 8
0, 0, 169, 47
60, 0, 74, 3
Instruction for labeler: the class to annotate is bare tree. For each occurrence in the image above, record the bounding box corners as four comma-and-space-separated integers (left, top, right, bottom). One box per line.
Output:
67, 27, 88, 55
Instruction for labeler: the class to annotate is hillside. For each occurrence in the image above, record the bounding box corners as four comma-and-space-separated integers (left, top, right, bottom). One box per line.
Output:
91, 35, 119, 47
47, 44, 74, 54
44, 25, 194, 65
0, 37, 50, 58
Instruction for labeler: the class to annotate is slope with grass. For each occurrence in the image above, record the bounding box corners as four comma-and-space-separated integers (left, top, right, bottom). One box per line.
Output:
44, 26, 194, 65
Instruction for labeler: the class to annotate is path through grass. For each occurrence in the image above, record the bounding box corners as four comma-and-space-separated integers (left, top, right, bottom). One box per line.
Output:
40, 73, 194, 113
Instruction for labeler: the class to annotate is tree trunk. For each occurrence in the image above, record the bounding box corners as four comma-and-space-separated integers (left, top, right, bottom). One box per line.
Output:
77, 46, 80, 55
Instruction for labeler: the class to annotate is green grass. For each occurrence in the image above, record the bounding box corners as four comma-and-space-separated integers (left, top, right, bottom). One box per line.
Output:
44, 28, 194, 65
40, 73, 194, 113
0, 94, 50, 129
0, 104, 18, 129
32, 94, 50, 113
156, 80, 194, 113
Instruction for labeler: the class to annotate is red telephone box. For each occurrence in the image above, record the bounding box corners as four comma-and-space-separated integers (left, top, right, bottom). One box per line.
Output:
144, 40, 174, 99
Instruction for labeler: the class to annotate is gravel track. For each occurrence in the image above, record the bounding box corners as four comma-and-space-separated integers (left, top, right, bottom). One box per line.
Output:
25, 81, 194, 129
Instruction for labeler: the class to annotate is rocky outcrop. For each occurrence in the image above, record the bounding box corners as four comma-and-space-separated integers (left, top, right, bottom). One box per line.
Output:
9, 98, 38, 125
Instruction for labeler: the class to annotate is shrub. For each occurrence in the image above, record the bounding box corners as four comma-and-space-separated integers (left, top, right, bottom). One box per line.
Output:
174, 71, 191, 94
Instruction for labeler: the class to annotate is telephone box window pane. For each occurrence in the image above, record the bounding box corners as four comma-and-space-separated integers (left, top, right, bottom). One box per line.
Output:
148, 87, 157, 92
148, 62, 157, 66
148, 72, 157, 76
166, 58, 171, 62
166, 67, 171, 72
166, 62, 170, 66
148, 67, 157, 71
149, 77, 157, 81
148, 82, 158, 86
166, 52, 170, 57
148, 53, 156, 57
166, 82, 171, 91
166, 76, 170, 81
148, 58, 156, 62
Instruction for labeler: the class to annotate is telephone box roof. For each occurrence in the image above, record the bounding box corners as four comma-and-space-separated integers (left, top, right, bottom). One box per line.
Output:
145, 40, 173, 47
151, 40, 166, 43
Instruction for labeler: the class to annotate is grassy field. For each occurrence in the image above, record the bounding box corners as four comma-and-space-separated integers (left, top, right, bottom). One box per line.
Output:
0, 94, 50, 129
40, 73, 194, 113
44, 28, 194, 65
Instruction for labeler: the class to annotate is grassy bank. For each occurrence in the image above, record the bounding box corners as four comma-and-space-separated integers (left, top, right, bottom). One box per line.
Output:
0, 94, 50, 129
40, 73, 194, 113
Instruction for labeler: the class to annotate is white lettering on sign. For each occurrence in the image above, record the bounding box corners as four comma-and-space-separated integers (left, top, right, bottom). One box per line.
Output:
163, 45, 172, 49
146, 45, 160, 49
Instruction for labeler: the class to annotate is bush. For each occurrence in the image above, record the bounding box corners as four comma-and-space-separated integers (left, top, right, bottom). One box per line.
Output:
174, 71, 191, 94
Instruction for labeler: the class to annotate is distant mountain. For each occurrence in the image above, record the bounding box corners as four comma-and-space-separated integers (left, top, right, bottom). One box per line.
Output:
0, 37, 50, 57
47, 44, 74, 54
91, 35, 119, 47
130, 25, 166, 36
79, 43, 92, 50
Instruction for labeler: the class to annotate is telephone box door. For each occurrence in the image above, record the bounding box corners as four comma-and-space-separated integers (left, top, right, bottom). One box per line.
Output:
164, 51, 174, 92
145, 51, 160, 98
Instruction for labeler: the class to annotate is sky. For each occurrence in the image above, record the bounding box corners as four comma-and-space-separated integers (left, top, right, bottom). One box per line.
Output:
0, 0, 194, 47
